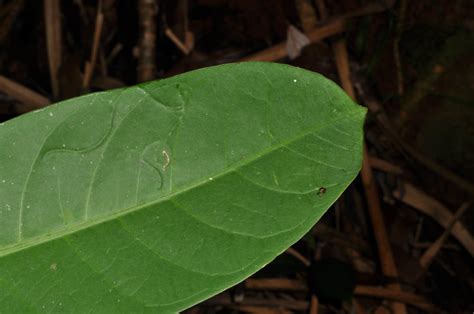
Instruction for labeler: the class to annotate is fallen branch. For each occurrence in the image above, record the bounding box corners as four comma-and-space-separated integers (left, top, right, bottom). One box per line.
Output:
233, 305, 292, 314
393, 182, 474, 256
83, 2, 104, 89
352, 67, 474, 197
354, 286, 439, 313
246, 278, 306, 291
419, 202, 471, 269
286, 247, 310, 267
203, 293, 308, 311
245, 279, 438, 312
240, 19, 344, 62
44, 0, 62, 98
332, 38, 407, 314
295, 0, 318, 32
309, 295, 319, 314
368, 156, 404, 175
137, 0, 158, 82
0, 75, 50, 110
165, 27, 191, 55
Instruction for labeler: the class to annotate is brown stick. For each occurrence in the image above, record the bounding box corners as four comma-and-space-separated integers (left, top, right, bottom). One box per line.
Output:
285, 247, 310, 267
203, 293, 309, 311
419, 202, 471, 269
245, 279, 438, 312
295, 0, 318, 32
393, 182, 474, 256
362, 150, 409, 314
332, 40, 356, 97
353, 71, 474, 197
354, 286, 439, 313
393, 0, 406, 95
314, 0, 328, 19
368, 156, 404, 175
241, 0, 396, 63
233, 305, 292, 314
165, 27, 190, 55
309, 295, 319, 314
0, 75, 50, 110
83, 2, 104, 89
402, 141, 474, 196
240, 19, 344, 62
332, 39, 407, 314
44, 0, 62, 98
246, 278, 307, 291
137, 0, 158, 82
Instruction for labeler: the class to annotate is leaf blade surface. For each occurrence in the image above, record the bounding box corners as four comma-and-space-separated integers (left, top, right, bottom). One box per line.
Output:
0, 62, 365, 312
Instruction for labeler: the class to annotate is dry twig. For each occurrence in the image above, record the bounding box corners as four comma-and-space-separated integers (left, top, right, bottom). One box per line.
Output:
245, 278, 307, 291
137, 0, 158, 82
245, 279, 438, 312
419, 202, 471, 269
295, 0, 318, 32
393, 182, 474, 256
83, 1, 104, 89
286, 247, 310, 267
393, 0, 407, 95
0, 75, 50, 111
332, 38, 407, 314
368, 156, 404, 175
240, 20, 344, 62
44, 0, 62, 98
165, 28, 191, 55
352, 68, 474, 197
354, 286, 439, 313
309, 295, 319, 314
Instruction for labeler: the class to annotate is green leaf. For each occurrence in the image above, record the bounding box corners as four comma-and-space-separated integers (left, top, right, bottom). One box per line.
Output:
0, 62, 365, 313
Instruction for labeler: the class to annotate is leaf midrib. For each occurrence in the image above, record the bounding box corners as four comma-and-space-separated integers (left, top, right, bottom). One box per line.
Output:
0, 109, 363, 258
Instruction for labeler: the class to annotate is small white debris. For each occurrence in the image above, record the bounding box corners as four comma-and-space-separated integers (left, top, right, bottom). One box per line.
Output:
293, 79, 297, 83
49, 112, 54, 117
162, 150, 170, 171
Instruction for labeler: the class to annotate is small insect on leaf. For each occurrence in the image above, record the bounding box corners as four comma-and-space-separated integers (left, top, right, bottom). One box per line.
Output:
318, 187, 327, 196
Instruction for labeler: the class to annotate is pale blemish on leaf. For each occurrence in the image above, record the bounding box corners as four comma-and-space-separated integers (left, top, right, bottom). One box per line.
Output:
162, 150, 170, 171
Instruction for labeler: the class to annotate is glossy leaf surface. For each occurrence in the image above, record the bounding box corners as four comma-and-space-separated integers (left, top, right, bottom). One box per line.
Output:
0, 62, 365, 313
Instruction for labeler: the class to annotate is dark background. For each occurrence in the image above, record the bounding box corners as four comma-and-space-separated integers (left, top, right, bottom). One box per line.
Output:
0, 0, 473, 313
